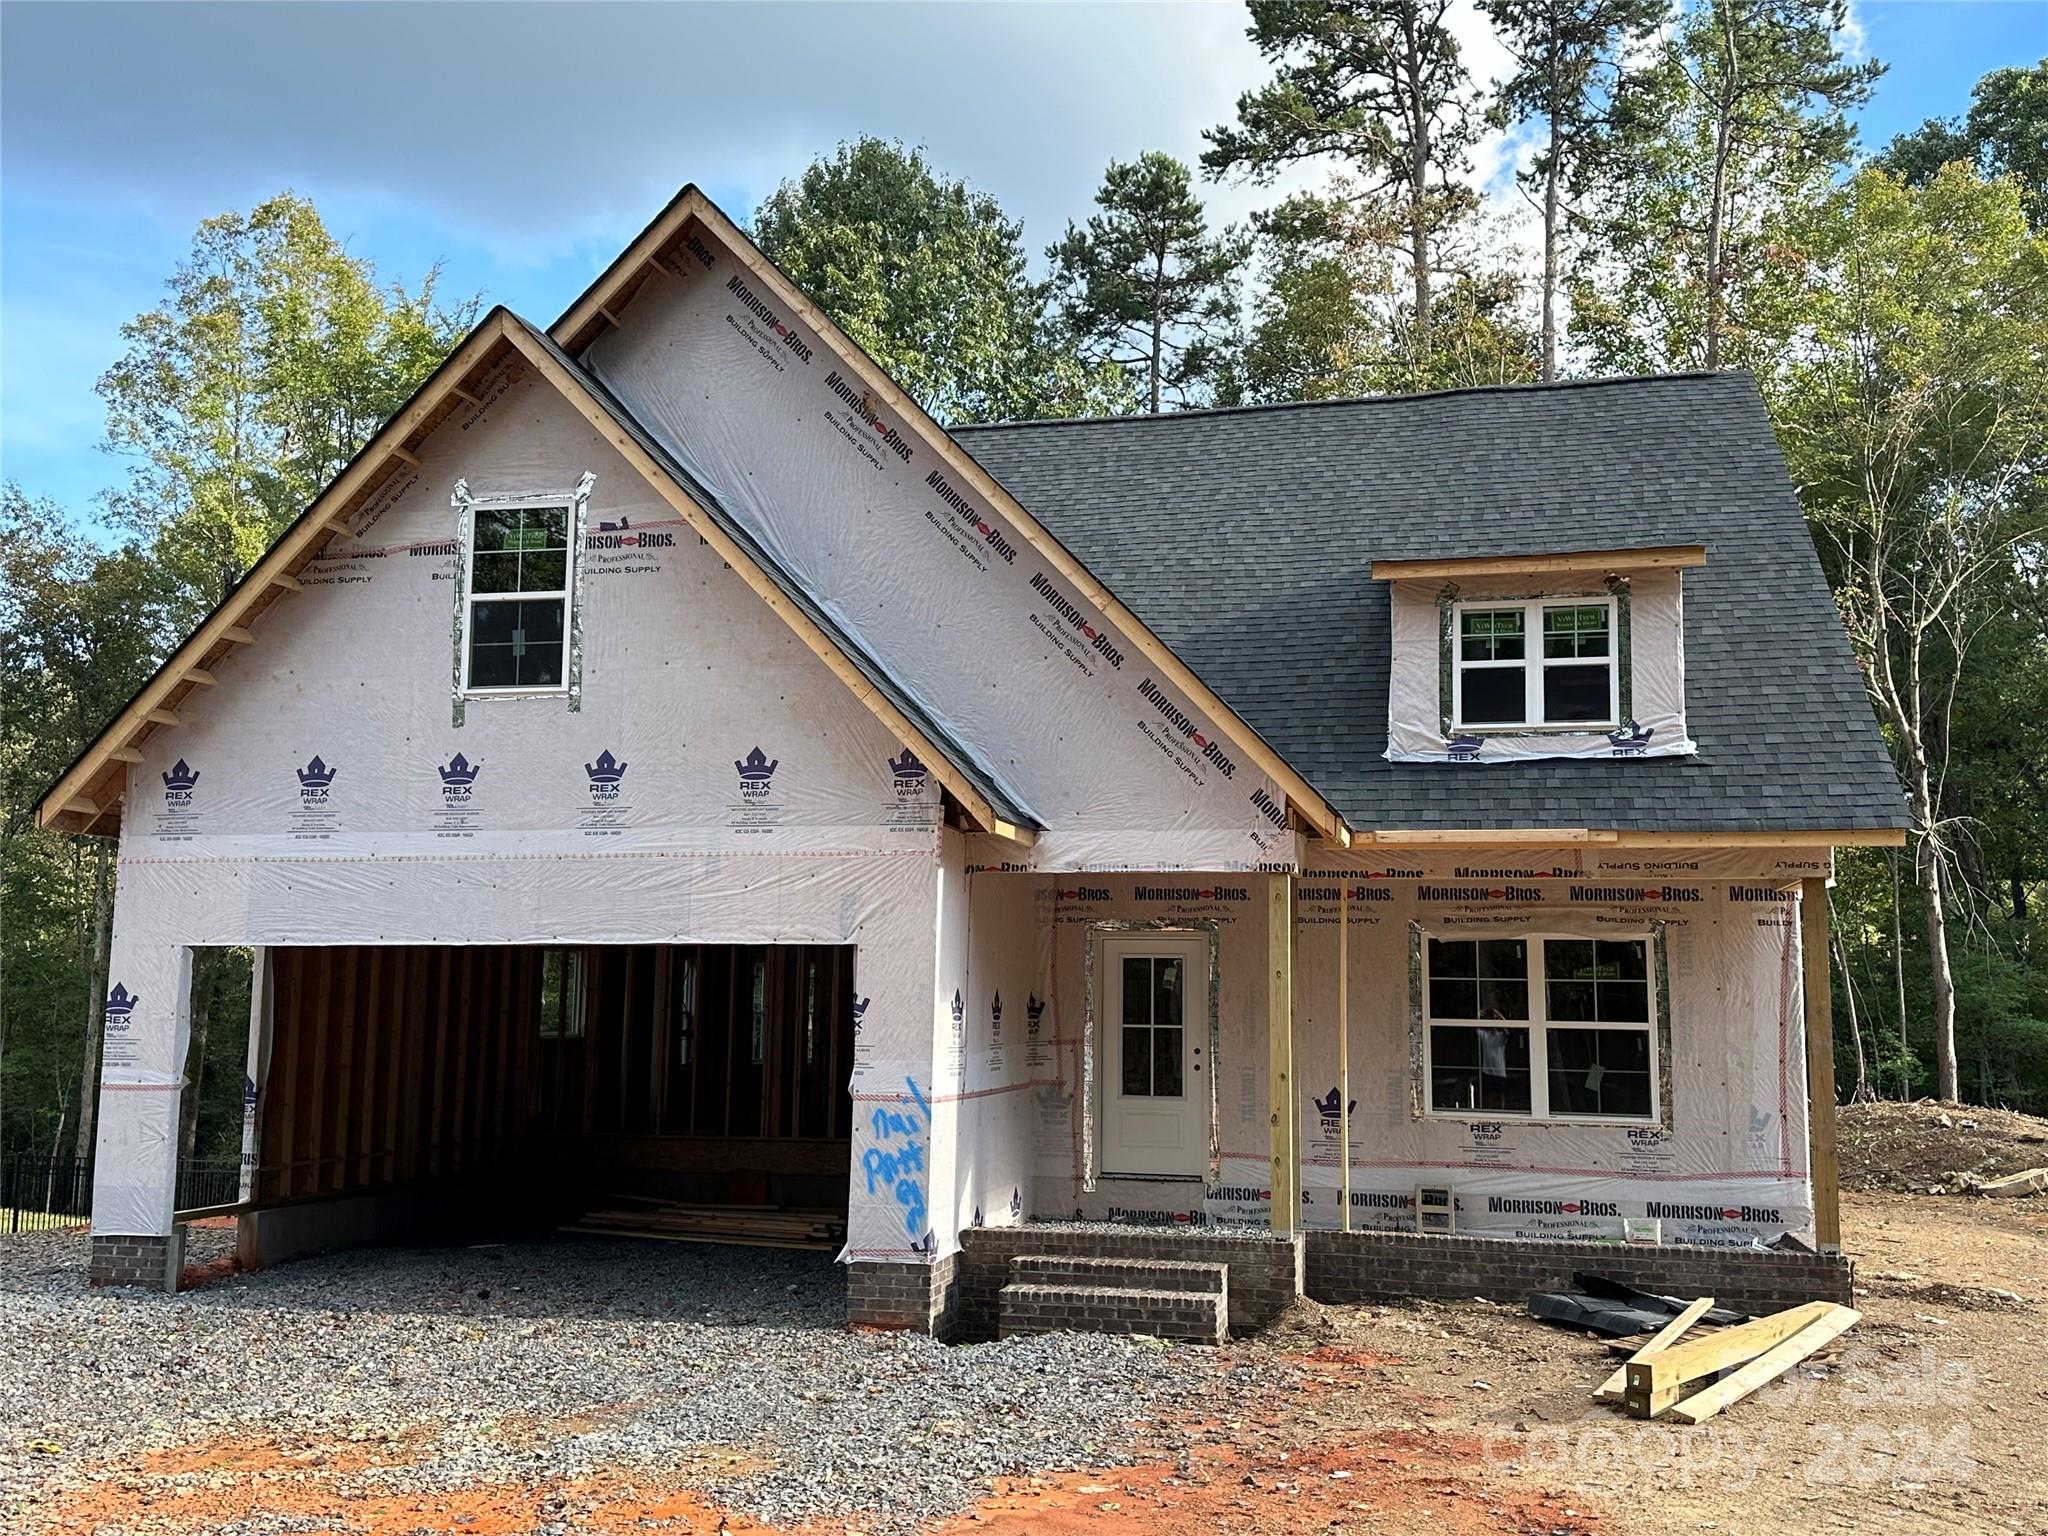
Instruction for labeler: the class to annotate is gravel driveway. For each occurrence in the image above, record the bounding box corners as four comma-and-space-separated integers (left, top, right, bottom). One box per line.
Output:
0, 1227, 1274, 1533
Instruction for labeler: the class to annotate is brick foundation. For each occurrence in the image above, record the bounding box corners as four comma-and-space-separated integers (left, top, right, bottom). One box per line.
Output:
89, 1229, 183, 1291
846, 1252, 960, 1335
1305, 1229, 1851, 1311
956, 1226, 1303, 1341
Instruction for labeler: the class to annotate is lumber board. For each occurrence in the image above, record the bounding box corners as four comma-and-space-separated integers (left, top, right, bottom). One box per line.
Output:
1596, 1296, 1717, 1403
1624, 1301, 1835, 1416
1666, 1308, 1861, 1424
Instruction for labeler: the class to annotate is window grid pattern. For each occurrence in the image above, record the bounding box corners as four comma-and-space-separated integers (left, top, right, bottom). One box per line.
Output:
464, 501, 573, 693
1453, 597, 1617, 730
1425, 934, 1655, 1121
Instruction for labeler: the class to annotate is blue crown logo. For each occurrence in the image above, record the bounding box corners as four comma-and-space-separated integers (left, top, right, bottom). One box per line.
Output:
1312, 1086, 1357, 1120
105, 983, 139, 1017
598, 515, 631, 532
585, 749, 628, 785
736, 746, 779, 783
990, 991, 1003, 1030
162, 759, 199, 792
1446, 734, 1485, 762
889, 749, 926, 782
1009, 1187, 1023, 1220
909, 1229, 937, 1257
1027, 994, 1046, 1031
852, 995, 870, 1033
243, 1074, 259, 1109
972, 1204, 984, 1228
950, 990, 964, 1028
1608, 720, 1655, 754
296, 755, 337, 788
438, 753, 482, 786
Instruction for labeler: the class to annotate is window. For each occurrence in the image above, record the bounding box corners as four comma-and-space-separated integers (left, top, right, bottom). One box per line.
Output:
539, 948, 586, 1039
464, 500, 573, 692
1453, 598, 1617, 729
1425, 935, 1656, 1121
1119, 953, 1186, 1098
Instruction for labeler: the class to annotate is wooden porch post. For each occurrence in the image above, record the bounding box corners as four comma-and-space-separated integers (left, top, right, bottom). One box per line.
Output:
1338, 882, 1351, 1233
1801, 877, 1843, 1252
1268, 873, 1297, 1235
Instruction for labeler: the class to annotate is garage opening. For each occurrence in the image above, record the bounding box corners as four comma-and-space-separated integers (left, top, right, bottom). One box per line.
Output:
247, 943, 855, 1266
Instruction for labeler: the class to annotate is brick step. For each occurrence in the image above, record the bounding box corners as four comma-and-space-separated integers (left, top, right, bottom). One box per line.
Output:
1007, 1253, 1227, 1294
999, 1281, 1228, 1344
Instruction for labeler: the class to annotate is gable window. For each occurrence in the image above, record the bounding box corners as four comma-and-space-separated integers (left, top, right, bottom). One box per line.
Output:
1453, 598, 1617, 729
463, 499, 573, 692
1425, 934, 1656, 1121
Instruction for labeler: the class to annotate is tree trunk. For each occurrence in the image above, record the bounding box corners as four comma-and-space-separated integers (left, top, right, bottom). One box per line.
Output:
1890, 847, 1909, 1098
1702, 8, 1739, 371
1540, 33, 1561, 382
1401, 4, 1432, 369
1918, 838, 1958, 1102
180, 950, 220, 1165
1832, 927, 1870, 1102
73, 840, 113, 1163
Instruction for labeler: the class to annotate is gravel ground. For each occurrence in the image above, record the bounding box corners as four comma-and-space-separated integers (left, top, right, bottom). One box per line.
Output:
0, 1228, 1277, 1533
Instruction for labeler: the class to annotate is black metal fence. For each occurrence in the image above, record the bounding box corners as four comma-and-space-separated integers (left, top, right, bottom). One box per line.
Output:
0, 1155, 243, 1234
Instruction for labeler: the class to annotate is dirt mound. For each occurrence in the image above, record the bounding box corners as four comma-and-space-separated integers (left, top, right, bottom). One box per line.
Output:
1838, 1098, 2048, 1192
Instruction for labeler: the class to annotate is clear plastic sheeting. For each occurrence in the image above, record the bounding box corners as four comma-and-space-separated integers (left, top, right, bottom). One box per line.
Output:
93, 370, 948, 1250
1384, 572, 1698, 764
1017, 847, 1828, 1249
583, 247, 1295, 875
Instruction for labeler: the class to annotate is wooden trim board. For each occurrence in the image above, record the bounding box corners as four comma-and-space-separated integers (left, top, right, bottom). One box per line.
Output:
1371, 546, 1707, 581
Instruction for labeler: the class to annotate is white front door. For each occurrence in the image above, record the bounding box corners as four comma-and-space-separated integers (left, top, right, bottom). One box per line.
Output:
1100, 936, 1209, 1177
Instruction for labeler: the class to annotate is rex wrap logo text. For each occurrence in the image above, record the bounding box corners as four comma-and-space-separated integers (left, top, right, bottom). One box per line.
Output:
726, 274, 812, 363
1137, 679, 1237, 778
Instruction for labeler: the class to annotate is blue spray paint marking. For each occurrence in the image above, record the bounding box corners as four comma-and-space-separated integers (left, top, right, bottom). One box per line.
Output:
862, 1075, 930, 1239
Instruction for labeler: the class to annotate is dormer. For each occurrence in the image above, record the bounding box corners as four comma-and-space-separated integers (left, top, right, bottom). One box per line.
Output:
1373, 544, 1705, 765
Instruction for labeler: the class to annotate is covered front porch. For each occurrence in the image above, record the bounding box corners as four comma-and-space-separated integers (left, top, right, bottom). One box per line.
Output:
917, 840, 1854, 1338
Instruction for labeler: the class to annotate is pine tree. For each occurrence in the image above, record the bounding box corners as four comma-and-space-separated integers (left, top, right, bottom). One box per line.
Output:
1204, 0, 1477, 380
1482, 0, 1666, 379
1048, 153, 1248, 412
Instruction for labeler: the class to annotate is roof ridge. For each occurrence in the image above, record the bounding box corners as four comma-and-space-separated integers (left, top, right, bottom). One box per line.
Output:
953, 370, 1746, 433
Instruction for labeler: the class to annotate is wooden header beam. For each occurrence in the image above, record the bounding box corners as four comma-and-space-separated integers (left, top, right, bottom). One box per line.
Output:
1370, 545, 1707, 582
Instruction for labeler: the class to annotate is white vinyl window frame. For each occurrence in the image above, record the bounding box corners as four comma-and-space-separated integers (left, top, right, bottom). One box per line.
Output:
450, 474, 595, 702
1420, 930, 1660, 1126
1451, 596, 1620, 732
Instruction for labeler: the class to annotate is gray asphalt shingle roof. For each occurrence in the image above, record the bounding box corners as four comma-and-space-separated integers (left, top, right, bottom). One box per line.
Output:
954, 372, 1907, 834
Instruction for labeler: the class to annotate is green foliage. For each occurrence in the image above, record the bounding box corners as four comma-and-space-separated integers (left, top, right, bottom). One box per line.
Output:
1569, 0, 1882, 373
1481, 0, 1666, 377
1048, 152, 1248, 411
1881, 59, 2047, 228
1, 490, 178, 1156
6, 194, 469, 1157
1205, 0, 1477, 380
753, 138, 1128, 423
96, 192, 477, 616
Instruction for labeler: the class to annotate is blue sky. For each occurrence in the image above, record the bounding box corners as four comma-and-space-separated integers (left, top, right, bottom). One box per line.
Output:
3, 1, 2041, 523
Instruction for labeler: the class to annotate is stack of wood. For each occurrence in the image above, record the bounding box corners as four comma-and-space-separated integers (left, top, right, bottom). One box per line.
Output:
566, 1194, 846, 1251
1594, 1296, 1861, 1424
